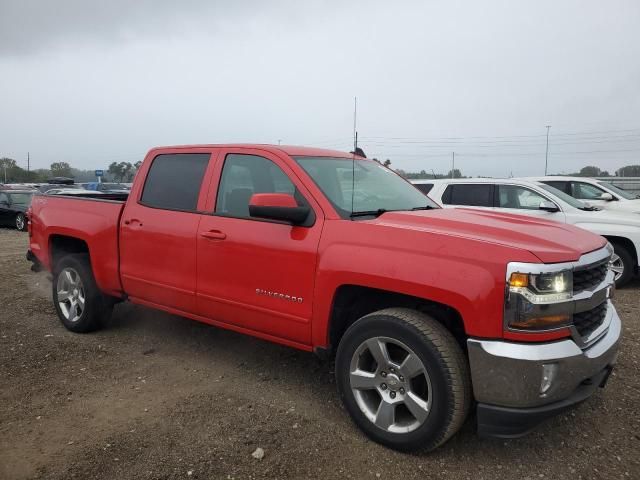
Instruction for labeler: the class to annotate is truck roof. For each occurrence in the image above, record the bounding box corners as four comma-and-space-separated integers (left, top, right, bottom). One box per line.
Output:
150, 144, 358, 158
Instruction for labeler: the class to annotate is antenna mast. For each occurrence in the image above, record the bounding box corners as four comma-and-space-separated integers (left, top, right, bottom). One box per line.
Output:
353, 97, 358, 151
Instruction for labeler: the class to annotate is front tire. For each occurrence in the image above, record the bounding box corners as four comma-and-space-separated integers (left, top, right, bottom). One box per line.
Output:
15, 213, 26, 231
335, 308, 471, 452
52, 254, 112, 333
610, 242, 634, 287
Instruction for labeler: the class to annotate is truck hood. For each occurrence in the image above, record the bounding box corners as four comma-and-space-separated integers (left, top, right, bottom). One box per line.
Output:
375, 208, 606, 263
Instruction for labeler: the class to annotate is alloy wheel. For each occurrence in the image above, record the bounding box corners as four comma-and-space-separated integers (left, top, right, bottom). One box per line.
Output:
56, 268, 86, 322
610, 253, 624, 281
349, 336, 432, 434
15, 214, 25, 231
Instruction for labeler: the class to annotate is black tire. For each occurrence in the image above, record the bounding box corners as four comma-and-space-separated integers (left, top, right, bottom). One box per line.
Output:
611, 242, 635, 288
335, 308, 471, 452
52, 254, 112, 333
15, 213, 27, 231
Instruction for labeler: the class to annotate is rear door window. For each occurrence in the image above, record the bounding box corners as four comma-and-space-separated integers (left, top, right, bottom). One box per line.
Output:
140, 153, 210, 211
442, 184, 494, 207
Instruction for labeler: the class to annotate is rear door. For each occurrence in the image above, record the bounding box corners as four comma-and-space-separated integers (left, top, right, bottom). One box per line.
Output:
195, 148, 323, 345
119, 150, 216, 313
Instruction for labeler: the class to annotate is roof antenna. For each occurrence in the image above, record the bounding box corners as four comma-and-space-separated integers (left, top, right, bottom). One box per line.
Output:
351, 97, 357, 215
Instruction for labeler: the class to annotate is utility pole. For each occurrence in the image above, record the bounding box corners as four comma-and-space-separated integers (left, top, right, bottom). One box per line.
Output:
27, 152, 30, 173
451, 152, 455, 179
277, 139, 281, 145
544, 125, 551, 175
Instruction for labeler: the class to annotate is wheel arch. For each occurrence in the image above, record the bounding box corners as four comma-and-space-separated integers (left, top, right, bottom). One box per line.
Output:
48, 234, 90, 271
326, 284, 466, 354
603, 235, 638, 267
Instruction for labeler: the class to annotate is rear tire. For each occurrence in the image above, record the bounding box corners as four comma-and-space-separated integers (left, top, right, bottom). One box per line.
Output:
15, 213, 26, 231
52, 254, 112, 333
335, 308, 471, 452
610, 242, 634, 288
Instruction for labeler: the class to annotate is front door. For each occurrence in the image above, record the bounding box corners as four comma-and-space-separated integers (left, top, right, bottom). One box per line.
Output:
492, 184, 566, 222
120, 151, 215, 313
196, 149, 323, 346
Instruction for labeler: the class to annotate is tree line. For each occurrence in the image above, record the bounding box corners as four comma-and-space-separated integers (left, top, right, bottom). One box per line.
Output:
2, 155, 640, 184
0, 158, 142, 183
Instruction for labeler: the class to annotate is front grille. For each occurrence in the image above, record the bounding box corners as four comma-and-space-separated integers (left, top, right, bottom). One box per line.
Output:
573, 302, 608, 338
573, 261, 608, 293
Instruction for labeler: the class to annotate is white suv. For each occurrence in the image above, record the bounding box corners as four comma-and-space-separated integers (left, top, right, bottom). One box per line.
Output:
524, 176, 640, 213
413, 178, 640, 286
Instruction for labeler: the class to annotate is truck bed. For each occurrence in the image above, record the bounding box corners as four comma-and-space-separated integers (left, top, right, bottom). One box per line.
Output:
29, 194, 127, 297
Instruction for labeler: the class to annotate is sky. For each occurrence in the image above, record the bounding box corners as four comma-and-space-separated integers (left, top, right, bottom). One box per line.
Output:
1, 0, 639, 177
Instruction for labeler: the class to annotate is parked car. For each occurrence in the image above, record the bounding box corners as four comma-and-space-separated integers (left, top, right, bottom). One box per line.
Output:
46, 188, 103, 196
523, 176, 640, 212
39, 184, 81, 194
420, 178, 640, 286
27, 145, 619, 451
80, 182, 131, 194
0, 189, 34, 230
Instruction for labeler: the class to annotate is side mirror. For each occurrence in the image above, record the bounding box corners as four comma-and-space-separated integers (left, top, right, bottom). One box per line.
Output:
539, 200, 559, 212
248, 193, 310, 225
599, 193, 614, 201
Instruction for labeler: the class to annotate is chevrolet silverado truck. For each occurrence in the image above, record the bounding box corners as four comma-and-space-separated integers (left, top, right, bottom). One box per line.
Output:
27, 145, 620, 452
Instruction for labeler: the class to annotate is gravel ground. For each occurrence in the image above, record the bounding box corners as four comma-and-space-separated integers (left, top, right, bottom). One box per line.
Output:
0, 228, 638, 480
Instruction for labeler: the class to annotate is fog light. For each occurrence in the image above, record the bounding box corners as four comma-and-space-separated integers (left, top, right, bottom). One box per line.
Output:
540, 363, 558, 395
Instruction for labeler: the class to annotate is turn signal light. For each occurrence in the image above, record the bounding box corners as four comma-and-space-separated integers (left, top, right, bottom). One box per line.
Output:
510, 314, 571, 330
509, 273, 529, 288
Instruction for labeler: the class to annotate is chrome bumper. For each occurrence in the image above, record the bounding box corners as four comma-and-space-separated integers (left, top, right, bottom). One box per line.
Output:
467, 301, 621, 408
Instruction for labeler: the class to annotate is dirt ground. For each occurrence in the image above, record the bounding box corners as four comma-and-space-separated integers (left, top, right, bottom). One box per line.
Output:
0, 228, 638, 480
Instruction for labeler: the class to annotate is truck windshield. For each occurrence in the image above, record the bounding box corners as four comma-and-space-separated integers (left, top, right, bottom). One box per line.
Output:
294, 156, 439, 218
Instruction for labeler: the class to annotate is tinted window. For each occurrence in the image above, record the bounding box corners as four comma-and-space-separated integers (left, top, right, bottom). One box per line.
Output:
0, 193, 8, 204
216, 154, 298, 218
571, 182, 606, 200
443, 184, 493, 207
414, 183, 434, 194
140, 154, 210, 211
542, 181, 569, 194
497, 185, 548, 210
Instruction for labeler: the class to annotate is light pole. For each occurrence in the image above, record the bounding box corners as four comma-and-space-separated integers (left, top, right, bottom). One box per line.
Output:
451, 152, 455, 178
544, 125, 551, 175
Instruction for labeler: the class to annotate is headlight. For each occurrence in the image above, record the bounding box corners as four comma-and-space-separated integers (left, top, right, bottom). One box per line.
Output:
508, 270, 572, 303
505, 270, 573, 331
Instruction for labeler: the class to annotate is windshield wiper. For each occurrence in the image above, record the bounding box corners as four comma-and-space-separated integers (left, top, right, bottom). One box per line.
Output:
410, 205, 436, 211
350, 209, 388, 218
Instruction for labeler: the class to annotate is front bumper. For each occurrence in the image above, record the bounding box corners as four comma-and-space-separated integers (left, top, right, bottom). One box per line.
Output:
467, 302, 621, 437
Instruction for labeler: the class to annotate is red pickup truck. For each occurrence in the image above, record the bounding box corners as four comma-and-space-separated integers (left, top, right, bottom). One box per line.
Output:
27, 144, 620, 451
